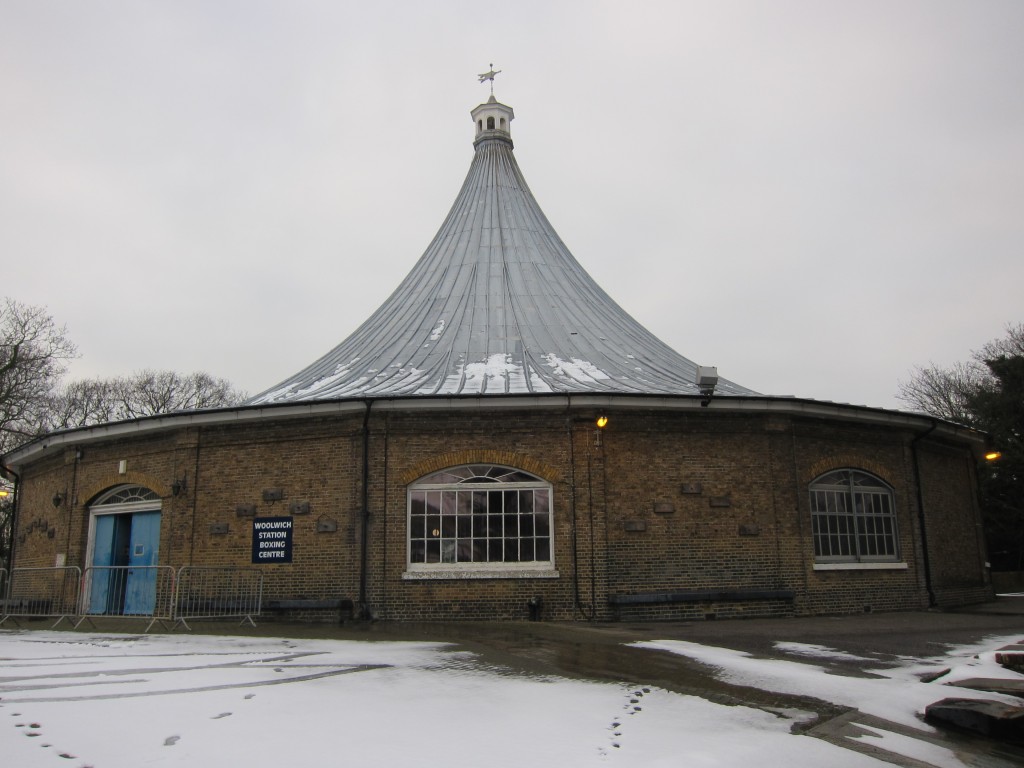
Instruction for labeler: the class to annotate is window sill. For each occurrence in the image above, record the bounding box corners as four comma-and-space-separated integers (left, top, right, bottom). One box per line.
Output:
813, 562, 908, 571
402, 567, 560, 580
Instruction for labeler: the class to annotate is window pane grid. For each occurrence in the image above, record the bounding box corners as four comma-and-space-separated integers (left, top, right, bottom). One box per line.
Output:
408, 466, 553, 568
810, 471, 898, 562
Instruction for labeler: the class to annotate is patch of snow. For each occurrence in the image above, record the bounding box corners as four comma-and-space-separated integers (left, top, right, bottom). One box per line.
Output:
848, 724, 967, 768
248, 383, 298, 404
4, 631, 1020, 768
774, 642, 875, 662
632, 636, 1024, 730
541, 353, 610, 383
0, 631, 888, 768
458, 353, 528, 393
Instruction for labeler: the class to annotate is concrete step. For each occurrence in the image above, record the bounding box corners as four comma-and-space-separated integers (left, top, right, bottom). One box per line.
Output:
925, 697, 1024, 743
948, 677, 1024, 698
994, 643, 1024, 670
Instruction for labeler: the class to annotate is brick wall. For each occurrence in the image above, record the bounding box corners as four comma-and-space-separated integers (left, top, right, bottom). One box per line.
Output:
9, 402, 992, 621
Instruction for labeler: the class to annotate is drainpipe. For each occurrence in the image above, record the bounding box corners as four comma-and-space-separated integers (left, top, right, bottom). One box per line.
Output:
358, 400, 373, 619
566, 402, 582, 617
911, 420, 939, 608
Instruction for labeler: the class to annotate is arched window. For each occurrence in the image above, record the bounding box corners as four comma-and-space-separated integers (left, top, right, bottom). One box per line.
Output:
407, 465, 552, 573
486, 116, 495, 130
810, 470, 898, 562
93, 485, 161, 507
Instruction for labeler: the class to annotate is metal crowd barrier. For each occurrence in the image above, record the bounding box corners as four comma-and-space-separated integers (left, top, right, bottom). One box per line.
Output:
76, 565, 176, 633
0, 566, 82, 628
173, 566, 263, 630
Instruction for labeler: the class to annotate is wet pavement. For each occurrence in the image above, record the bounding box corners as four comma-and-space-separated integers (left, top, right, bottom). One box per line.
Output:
10, 596, 1024, 767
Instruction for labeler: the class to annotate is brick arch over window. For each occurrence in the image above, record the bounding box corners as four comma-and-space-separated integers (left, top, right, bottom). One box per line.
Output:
92, 484, 161, 507
400, 450, 560, 486
805, 455, 894, 486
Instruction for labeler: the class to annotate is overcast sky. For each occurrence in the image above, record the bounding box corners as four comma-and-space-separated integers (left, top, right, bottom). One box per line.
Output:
3, 1, 1022, 410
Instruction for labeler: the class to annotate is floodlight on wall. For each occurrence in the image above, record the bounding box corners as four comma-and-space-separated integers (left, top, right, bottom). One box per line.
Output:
596, 415, 609, 428
697, 365, 719, 407
52, 491, 64, 508
985, 450, 1003, 461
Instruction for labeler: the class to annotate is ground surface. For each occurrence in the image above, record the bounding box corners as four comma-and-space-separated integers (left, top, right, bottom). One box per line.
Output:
2, 600, 1024, 767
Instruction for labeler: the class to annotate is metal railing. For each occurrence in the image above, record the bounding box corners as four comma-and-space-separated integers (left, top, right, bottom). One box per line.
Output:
0, 566, 82, 628
0, 564, 264, 632
173, 566, 263, 630
76, 565, 177, 632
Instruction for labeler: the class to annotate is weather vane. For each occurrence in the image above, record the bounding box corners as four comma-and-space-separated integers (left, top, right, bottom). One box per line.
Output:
478, 63, 501, 95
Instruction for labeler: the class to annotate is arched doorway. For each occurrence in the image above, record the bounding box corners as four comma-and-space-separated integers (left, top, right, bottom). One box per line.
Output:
86, 485, 163, 615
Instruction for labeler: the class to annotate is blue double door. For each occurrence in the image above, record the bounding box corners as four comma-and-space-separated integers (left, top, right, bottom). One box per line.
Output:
89, 511, 161, 615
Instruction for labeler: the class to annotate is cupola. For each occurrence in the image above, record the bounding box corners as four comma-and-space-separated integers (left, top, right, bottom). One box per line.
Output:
471, 95, 514, 147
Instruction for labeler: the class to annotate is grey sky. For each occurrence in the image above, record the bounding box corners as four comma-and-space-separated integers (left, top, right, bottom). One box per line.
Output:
3, 1, 1022, 410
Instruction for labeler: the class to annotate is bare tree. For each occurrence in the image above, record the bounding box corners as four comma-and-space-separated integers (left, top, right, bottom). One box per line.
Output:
897, 360, 985, 426
110, 370, 246, 418
0, 299, 77, 452
897, 322, 1024, 426
41, 378, 118, 431
45, 370, 247, 430
977, 322, 1024, 361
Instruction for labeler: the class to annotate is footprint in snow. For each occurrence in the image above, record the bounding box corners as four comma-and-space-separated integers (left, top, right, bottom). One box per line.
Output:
212, 712, 232, 719
164, 735, 180, 746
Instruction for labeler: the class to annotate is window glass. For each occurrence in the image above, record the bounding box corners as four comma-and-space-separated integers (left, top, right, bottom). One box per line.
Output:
810, 470, 898, 562
408, 465, 553, 569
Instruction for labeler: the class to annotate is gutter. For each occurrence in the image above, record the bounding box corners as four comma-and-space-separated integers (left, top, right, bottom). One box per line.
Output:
2, 393, 988, 471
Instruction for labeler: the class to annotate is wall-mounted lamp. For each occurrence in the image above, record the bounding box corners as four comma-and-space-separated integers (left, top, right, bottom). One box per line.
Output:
170, 475, 188, 497
596, 415, 609, 429
985, 450, 1003, 462
52, 491, 65, 508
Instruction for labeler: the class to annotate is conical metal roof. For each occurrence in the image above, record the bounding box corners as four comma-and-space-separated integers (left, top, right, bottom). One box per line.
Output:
250, 93, 755, 404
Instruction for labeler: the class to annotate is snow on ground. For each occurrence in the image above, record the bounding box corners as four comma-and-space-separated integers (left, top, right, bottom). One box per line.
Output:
634, 635, 1024, 768
633, 635, 1024, 731
0, 630, 1020, 768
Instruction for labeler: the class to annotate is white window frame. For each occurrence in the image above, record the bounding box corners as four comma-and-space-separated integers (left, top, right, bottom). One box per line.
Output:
403, 464, 558, 580
810, 469, 902, 565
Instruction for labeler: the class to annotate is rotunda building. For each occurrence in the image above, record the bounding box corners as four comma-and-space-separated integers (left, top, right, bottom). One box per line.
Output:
2, 89, 993, 623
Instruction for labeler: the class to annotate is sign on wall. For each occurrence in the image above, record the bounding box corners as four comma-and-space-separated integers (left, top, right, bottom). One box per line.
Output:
251, 516, 293, 563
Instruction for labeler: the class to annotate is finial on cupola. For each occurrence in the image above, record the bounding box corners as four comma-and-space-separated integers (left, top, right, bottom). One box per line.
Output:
477, 63, 501, 94
472, 64, 514, 146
